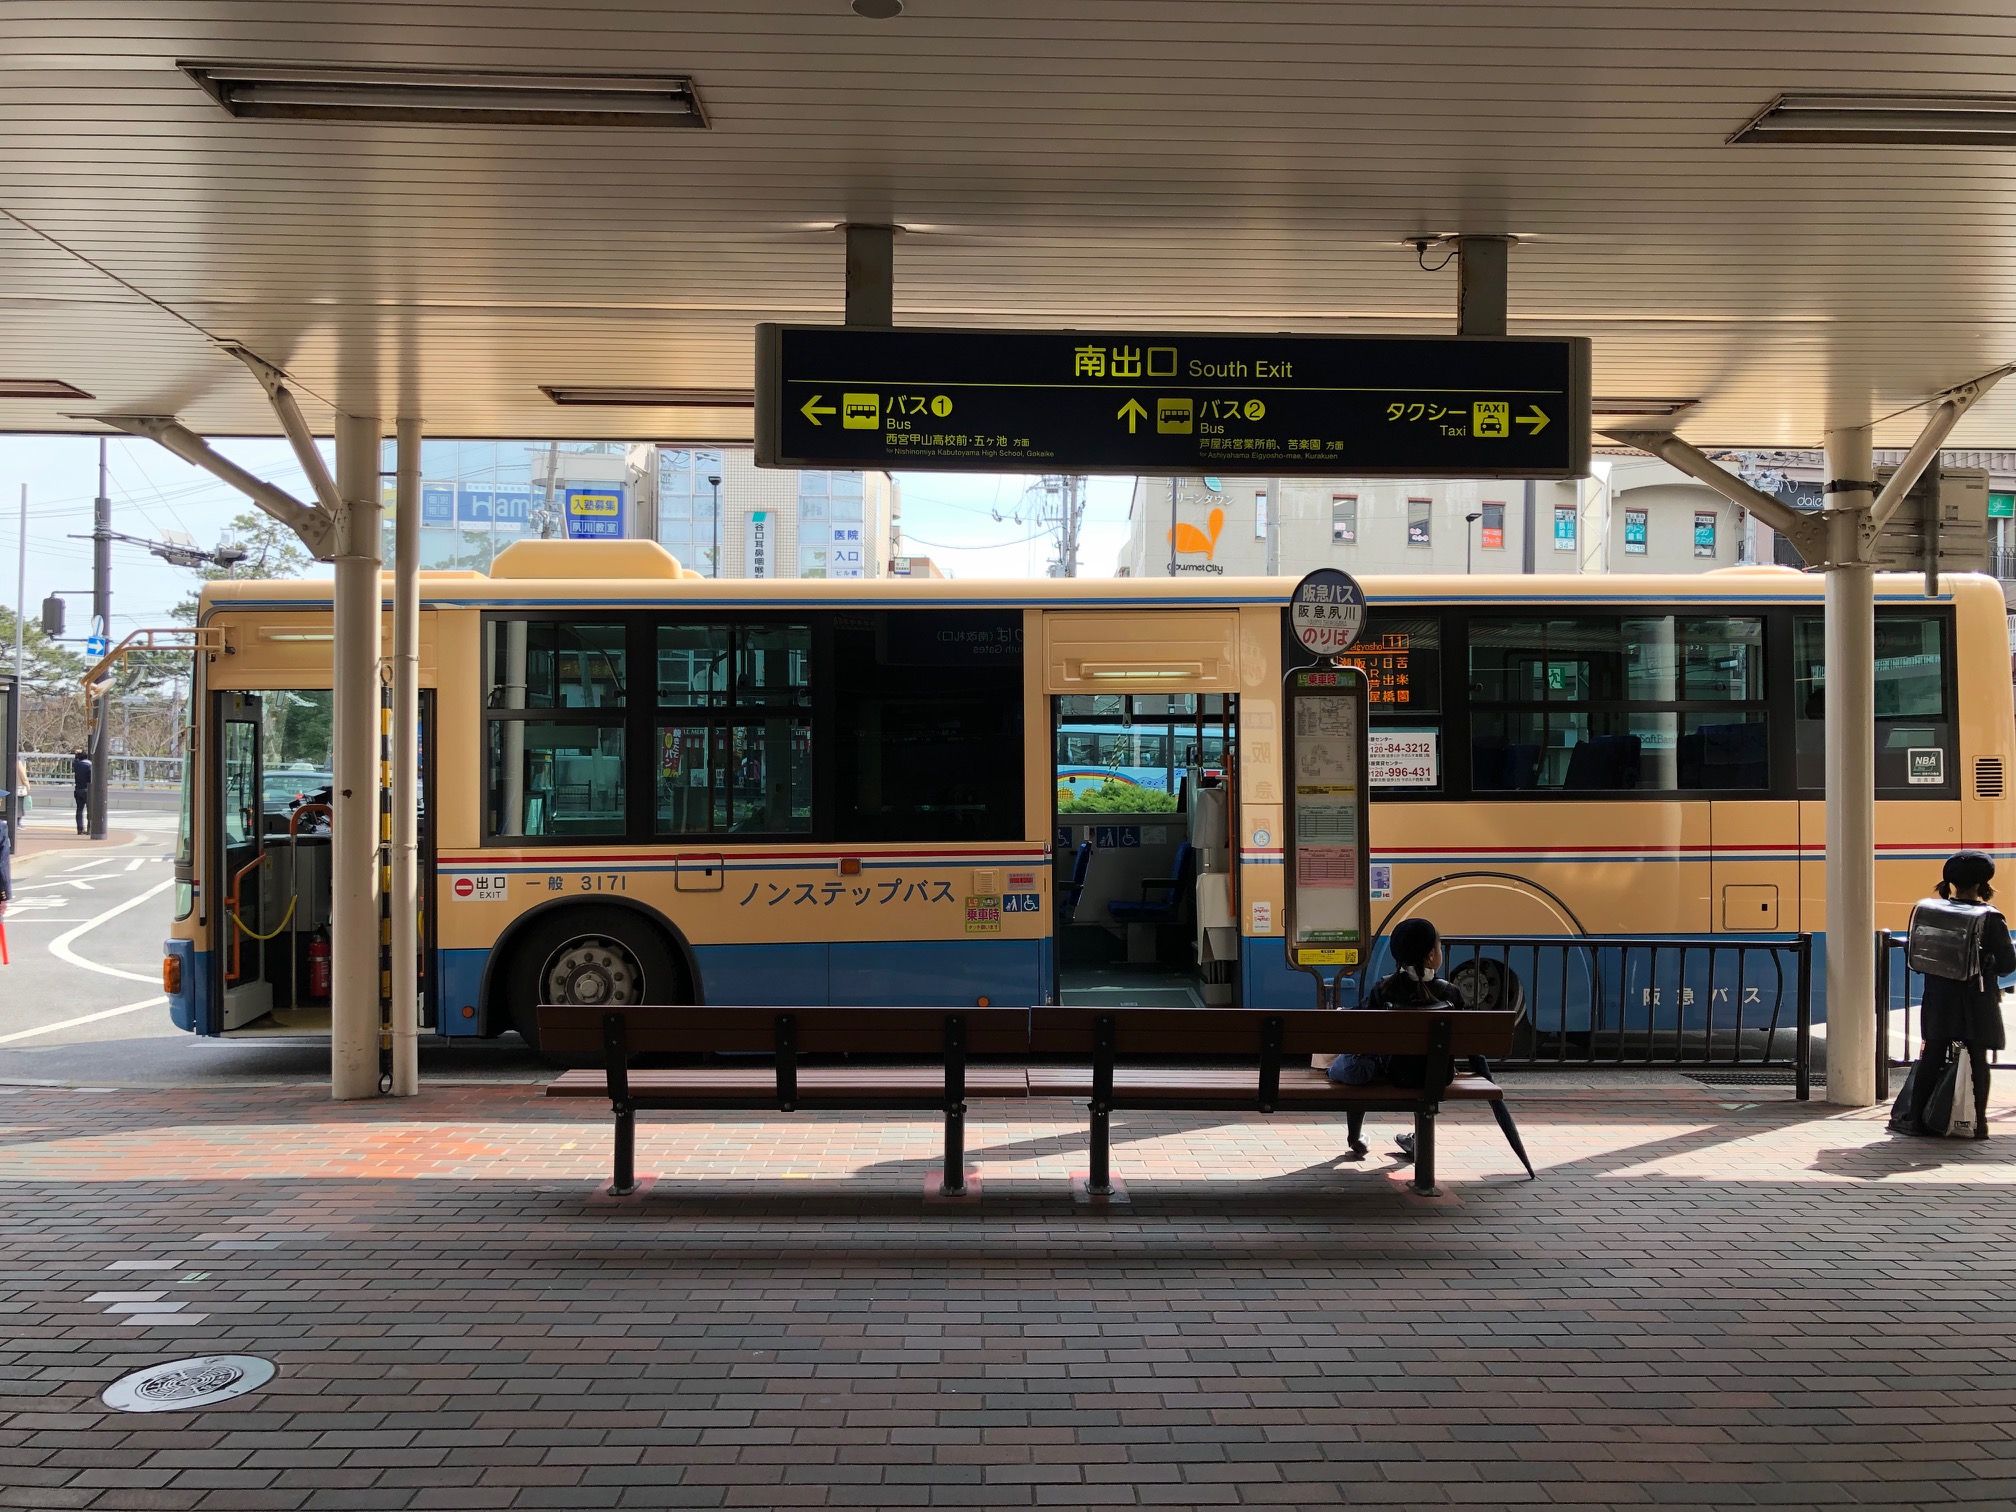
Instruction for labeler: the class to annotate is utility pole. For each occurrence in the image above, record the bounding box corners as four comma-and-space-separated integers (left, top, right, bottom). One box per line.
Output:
12, 483, 24, 678
89, 438, 109, 839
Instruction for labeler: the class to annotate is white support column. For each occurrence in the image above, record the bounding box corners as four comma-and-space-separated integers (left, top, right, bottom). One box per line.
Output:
389, 418, 422, 1097
1823, 425, 1877, 1108
331, 413, 384, 1101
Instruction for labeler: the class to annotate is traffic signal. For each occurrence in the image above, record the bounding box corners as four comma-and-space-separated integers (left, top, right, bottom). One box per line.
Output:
39, 595, 64, 637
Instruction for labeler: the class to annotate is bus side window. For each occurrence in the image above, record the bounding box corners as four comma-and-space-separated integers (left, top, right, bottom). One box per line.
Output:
1794, 614, 1953, 792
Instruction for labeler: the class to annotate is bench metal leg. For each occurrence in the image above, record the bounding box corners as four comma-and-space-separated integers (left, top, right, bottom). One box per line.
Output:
943, 1101, 967, 1195
1411, 1108, 1438, 1196
611, 1104, 636, 1196
1087, 1102, 1112, 1195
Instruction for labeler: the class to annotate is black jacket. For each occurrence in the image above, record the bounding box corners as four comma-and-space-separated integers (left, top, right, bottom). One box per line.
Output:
70, 754, 90, 791
1359, 969, 1465, 1087
1920, 908, 2015, 1051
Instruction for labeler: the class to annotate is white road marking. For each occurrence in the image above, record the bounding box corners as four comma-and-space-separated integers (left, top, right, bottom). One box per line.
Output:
48, 877, 175, 983
124, 858, 145, 872
64, 858, 118, 873
0, 995, 167, 1045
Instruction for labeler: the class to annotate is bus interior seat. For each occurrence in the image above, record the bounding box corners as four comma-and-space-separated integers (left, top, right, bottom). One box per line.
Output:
1680, 721, 1767, 790
1107, 841, 1195, 927
1565, 734, 1641, 791
1471, 740, 1544, 791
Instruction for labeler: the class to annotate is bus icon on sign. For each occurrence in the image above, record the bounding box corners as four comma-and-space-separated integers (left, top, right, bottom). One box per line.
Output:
1157, 398, 1194, 434
842, 393, 880, 428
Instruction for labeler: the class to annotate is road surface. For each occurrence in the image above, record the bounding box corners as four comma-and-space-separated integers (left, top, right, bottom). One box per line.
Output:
0, 808, 543, 1087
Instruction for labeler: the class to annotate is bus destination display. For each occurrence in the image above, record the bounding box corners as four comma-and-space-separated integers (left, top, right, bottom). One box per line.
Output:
757, 324, 1591, 479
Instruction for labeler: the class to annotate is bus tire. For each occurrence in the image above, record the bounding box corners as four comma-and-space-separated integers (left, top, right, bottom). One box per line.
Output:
502, 906, 685, 1053
1448, 958, 1533, 1059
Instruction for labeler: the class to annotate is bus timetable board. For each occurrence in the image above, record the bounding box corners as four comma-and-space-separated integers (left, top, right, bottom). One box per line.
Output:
1283, 665, 1373, 974
757, 324, 1592, 479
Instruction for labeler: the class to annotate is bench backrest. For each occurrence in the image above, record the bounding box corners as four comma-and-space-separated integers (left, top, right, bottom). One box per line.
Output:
1030, 1007, 1516, 1059
537, 1004, 1033, 1058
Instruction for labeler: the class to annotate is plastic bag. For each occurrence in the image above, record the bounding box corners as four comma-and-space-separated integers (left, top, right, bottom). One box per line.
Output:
1948, 1050, 1977, 1138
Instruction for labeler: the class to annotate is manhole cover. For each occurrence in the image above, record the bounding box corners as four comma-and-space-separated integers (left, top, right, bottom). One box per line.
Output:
102, 1355, 275, 1413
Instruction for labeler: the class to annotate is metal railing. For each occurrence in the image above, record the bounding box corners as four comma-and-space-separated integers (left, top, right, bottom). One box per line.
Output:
1875, 931, 2006, 1100
1429, 933, 1814, 1097
21, 753, 184, 788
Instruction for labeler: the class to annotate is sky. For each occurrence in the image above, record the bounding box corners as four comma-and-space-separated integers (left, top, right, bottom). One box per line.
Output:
0, 436, 1138, 639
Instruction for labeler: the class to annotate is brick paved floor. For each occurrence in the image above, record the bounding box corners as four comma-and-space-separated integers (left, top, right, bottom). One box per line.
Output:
2, 1080, 2013, 1511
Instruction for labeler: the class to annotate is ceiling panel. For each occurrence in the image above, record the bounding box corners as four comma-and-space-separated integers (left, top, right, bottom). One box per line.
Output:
4, 2, 2016, 446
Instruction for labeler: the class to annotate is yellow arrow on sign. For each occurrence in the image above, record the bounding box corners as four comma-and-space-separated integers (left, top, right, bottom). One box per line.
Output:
800, 394, 837, 425
1117, 398, 1148, 433
1516, 405, 1550, 435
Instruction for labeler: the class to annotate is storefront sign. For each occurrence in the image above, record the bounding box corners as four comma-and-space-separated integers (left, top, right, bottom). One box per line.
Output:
562, 485, 626, 540
746, 509, 773, 578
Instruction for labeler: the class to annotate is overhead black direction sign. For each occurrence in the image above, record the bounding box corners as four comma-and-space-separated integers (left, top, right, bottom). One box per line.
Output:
757, 324, 1591, 478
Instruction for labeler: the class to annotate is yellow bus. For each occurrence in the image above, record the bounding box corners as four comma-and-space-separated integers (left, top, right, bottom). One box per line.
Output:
165, 541, 2016, 1042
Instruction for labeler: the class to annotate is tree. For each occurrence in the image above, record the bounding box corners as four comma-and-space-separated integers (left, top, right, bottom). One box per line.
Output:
1057, 780, 1180, 815
170, 509, 313, 623
0, 608, 91, 695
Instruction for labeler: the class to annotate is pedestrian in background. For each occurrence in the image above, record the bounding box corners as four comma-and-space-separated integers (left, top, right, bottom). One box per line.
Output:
70, 746, 90, 836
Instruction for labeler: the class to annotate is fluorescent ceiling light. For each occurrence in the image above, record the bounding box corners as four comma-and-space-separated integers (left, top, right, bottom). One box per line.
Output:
1732, 92, 2016, 145
0, 378, 93, 399
1592, 397, 1699, 417
180, 61, 706, 128
541, 386, 754, 407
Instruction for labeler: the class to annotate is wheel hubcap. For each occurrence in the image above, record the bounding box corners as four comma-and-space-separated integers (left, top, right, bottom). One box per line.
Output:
542, 935, 643, 1007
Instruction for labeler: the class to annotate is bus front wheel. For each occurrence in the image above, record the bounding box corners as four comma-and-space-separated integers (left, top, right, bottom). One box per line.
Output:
503, 907, 684, 1051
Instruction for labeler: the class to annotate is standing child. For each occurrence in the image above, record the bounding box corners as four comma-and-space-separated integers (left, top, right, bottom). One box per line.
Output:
1905, 851, 2013, 1139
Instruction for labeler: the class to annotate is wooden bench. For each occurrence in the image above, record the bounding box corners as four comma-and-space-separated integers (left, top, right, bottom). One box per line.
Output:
1028, 1007, 1518, 1196
542, 1004, 1521, 1201
540, 1005, 1032, 1196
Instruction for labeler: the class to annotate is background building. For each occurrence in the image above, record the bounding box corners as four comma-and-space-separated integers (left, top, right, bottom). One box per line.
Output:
647, 447, 898, 580
1116, 451, 2016, 582
381, 441, 897, 579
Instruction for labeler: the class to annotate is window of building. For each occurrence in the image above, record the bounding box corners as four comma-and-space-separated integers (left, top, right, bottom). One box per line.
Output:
1406, 498, 1431, 547
1468, 615, 1769, 793
1480, 502, 1505, 550
1693, 511, 1718, 559
1624, 507, 1648, 555
1794, 614, 1952, 791
834, 611, 1023, 841
1331, 495, 1357, 543
657, 448, 723, 577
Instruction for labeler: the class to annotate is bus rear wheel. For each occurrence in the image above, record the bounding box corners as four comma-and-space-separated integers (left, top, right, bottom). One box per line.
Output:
503, 907, 683, 1052
1448, 957, 1534, 1059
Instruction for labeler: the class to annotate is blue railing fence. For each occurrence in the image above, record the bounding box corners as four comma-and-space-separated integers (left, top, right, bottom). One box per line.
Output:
1406, 933, 1813, 1097
1875, 930, 2007, 1101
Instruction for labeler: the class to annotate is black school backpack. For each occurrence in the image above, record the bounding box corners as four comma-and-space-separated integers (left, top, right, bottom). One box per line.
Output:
1906, 897, 1994, 983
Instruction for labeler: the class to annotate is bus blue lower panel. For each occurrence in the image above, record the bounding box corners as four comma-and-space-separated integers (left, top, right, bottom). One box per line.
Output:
1244, 932, 1831, 1030
437, 939, 1050, 1034
166, 939, 215, 1035
711, 939, 1047, 1007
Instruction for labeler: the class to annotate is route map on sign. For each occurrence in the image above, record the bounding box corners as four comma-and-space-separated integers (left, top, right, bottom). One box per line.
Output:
758, 325, 1591, 478
1287, 678, 1369, 961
